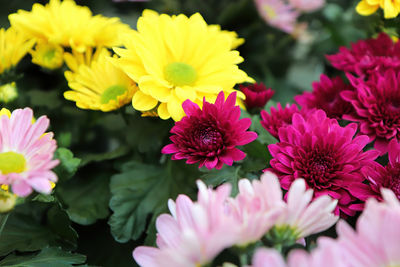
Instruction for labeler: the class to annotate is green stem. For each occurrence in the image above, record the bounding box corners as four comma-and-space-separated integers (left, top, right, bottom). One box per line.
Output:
0, 213, 9, 240
274, 243, 282, 253
239, 253, 248, 266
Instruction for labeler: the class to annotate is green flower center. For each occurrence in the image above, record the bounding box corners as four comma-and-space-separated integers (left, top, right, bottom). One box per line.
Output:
164, 62, 197, 86
264, 225, 299, 249
100, 85, 127, 104
44, 49, 56, 62
0, 151, 26, 175
263, 5, 277, 19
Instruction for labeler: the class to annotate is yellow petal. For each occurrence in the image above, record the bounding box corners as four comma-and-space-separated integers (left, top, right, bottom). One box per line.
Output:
158, 102, 170, 120
139, 76, 171, 102
356, 0, 379, 15
132, 91, 158, 111
167, 92, 185, 121
383, 0, 399, 18
175, 86, 197, 102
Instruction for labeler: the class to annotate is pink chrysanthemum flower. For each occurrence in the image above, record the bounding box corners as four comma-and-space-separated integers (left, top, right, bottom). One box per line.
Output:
295, 74, 354, 119
254, 0, 299, 33
133, 181, 239, 267
341, 70, 400, 154
162, 91, 257, 169
239, 83, 274, 110
326, 33, 400, 77
268, 110, 379, 216
361, 139, 400, 201
226, 173, 284, 246
289, 0, 325, 12
336, 188, 400, 267
0, 108, 59, 197
260, 103, 300, 139
230, 172, 338, 246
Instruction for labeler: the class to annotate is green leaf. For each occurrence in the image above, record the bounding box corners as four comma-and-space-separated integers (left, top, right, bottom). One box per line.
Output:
242, 140, 271, 172
54, 148, 81, 182
57, 174, 110, 226
200, 166, 241, 196
79, 146, 130, 167
108, 161, 166, 242
0, 202, 77, 256
0, 247, 86, 267
108, 160, 192, 243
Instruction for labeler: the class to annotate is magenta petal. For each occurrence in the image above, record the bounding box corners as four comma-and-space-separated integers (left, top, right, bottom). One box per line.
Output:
161, 144, 179, 154
182, 99, 199, 117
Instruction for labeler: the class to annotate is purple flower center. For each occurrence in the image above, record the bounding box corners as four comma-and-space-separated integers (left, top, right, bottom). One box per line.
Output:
304, 149, 335, 188
194, 125, 223, 151
386, 164, 400, 199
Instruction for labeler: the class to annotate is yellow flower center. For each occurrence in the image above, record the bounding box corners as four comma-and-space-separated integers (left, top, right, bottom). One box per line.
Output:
263, 5, 277, 19
100, 85, 127, 104
164, 62, 197, 86
0, 151, 26, 174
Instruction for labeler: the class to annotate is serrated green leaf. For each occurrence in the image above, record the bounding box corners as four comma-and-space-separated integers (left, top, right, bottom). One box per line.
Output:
0, 247, 86, 267
54, 148, 81, 181
57, 174, 110, 226
108, 161, 168, 242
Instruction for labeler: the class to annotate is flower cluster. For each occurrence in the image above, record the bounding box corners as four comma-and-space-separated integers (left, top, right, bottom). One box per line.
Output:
133, 172, 338, 267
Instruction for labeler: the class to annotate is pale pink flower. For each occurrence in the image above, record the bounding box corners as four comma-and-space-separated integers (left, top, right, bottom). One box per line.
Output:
0, 108, 58, 197
227, 174, 284, 245
252, 248, 286, 267
276, 177, 339, 238
288, 0, 325, 12
133, 181, 239, 267
254, 0, 299, 33
336, 188, 400, 267
252, 238, 346, 267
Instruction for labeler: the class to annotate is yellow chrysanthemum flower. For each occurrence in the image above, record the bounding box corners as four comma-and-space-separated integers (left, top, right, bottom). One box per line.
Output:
0, 185, 17, 213
356, 0, 400, 19
64, 48, 137, 112
113, 10, 253, 121
30, 41, 64, 69
0, 27, 35, 75
0, 82, 18, 103
9, 0, 131, 53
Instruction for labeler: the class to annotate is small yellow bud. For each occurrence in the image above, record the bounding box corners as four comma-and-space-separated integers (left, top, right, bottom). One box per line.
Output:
30, 42, 64, 70
0, 82, 18, 103
0, 189, 17, 213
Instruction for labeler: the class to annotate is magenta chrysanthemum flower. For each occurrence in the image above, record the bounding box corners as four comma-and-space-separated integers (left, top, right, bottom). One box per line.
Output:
326, 33, 400, 77
295, 74, 354, 119
260, 103, 300, 139
341, 69, 400, 154
239, 83, 274, 109
361, 139, 400, 201
0, 108, 59, 197
268, 110, 379, 216
162, 91, 257, 169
